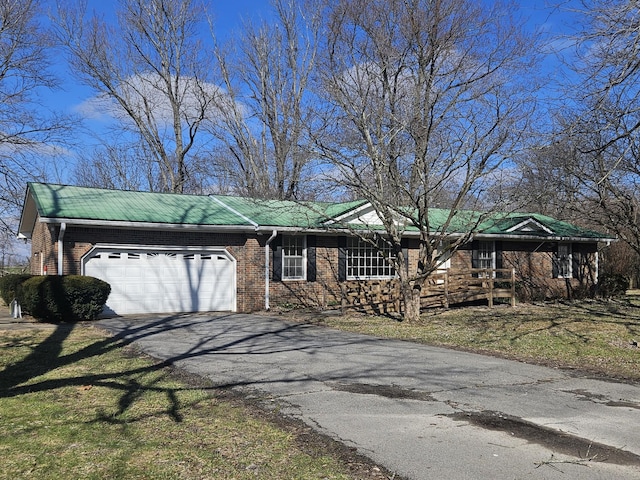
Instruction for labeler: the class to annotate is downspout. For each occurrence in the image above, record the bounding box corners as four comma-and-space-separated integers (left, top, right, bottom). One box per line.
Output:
57, 222, 67, 275
265, 230, 278, 311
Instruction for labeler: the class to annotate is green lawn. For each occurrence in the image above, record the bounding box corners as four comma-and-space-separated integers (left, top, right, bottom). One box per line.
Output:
0, 325, 366, 480
3, 299, 638, 479
294, 298, 640, 382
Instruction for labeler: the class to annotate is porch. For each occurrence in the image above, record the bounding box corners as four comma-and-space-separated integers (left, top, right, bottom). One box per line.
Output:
341, 268, 517, 315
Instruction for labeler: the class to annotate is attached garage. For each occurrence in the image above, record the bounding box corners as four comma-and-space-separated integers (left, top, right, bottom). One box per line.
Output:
83, 246, 236, 315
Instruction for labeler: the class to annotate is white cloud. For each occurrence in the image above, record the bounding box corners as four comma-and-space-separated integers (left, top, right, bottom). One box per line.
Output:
73, 72, 226, 125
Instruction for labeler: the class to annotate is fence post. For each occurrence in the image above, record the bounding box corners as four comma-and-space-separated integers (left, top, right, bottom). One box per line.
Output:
488, 270, 494, 308
444, 270, 449, 308
511, 268, 516, 307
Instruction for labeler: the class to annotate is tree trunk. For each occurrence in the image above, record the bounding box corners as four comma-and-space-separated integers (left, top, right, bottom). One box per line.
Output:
400, 280, 421, 322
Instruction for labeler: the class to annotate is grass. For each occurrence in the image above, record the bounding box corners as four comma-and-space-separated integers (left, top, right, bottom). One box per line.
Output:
0, 325, 367, 480
294, 297, 640, 382
3, 298, 638, 479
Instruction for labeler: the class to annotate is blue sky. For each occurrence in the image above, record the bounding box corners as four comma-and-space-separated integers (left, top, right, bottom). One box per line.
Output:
53, 0, 583, 110
52, 0, 273, 114
6, 0, 585, 261
45, 0, 586, 180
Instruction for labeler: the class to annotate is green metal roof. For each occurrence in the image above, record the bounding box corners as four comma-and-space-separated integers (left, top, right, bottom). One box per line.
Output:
210, 195, 365, 228
19, 182, 613, 241
27, 183, 251, 226
23, 182, 369, 230
478, 212, 611, 239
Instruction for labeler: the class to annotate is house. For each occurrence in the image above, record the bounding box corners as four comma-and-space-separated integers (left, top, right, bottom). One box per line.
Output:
18, 182, 615, 315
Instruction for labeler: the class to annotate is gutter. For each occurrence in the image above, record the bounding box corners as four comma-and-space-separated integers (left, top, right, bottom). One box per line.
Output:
58, 222, 66, 275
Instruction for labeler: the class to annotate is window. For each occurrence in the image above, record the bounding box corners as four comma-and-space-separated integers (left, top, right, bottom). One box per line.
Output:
555, 243, 572, 278
478, 241, 495, 270
472, 240, 497, 278
282, 236, 306, 280
346, 237, 395, 279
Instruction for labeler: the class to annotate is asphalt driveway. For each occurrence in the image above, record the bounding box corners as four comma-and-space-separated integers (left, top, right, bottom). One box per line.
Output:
97, 312, 640, 479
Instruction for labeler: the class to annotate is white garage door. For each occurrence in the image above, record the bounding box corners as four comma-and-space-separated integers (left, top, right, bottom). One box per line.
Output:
84, 247, 236, 315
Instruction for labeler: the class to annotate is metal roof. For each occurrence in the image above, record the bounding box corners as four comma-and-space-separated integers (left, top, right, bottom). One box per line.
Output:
25, 183, 251, 226
18, 182, 614, 242
18, 183, 366, 237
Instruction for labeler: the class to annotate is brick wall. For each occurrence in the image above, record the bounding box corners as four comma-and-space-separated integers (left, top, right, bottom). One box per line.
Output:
29, 222, 56, 275
269, 236, 343, 309
28, 216, 601, 313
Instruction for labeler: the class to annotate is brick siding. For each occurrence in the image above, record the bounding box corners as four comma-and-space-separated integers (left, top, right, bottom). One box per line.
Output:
28, 215, 601, 313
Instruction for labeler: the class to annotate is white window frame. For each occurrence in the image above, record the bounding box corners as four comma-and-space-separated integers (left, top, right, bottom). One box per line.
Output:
282, 235, 306, 281
478, 241, 495, 269
476, 241, 496, 278
556, 243, 572, 279
346, 237, 395, 280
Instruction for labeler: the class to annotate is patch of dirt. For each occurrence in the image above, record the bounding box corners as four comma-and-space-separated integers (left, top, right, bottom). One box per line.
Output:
564, 389, 640, 410
450, 410, 640, 467
330, 382, 437, 401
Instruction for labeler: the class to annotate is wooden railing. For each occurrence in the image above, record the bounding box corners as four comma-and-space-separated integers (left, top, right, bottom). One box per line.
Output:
341, 268, 516, 314
421, 268, 516, 309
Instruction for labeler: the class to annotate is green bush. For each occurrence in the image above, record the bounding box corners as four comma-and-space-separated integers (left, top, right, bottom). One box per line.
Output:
62, 275, 111, 320
0, 274, 33, 305
18, 275, 111, 322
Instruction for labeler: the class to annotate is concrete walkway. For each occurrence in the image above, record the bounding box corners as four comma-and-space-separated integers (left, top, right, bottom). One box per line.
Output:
92, 312, 640, 479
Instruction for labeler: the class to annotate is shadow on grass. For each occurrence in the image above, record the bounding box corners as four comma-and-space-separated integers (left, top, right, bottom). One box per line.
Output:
0, 313, 386, 425
0, 319, 195, 423
0, 323, 77, 391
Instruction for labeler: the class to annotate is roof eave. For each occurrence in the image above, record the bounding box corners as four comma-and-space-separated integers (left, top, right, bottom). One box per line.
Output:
17, 185, 38, 239
474, 232, 617, 243
28, 217, 618, 244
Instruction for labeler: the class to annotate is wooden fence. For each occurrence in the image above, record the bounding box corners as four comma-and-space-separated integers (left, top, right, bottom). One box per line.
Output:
342, 268, 516, 314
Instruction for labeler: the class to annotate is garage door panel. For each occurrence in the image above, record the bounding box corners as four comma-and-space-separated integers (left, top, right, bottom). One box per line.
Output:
84, 248, 236, 315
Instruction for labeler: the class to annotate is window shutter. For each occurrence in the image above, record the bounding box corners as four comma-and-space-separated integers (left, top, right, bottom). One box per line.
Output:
552, 243, 559, 278
471, 240, 479, 268
272, 236, 282, 281
307, 235, 316, 282
495, 241, 503, 278
401, 238, 409, 274
338, 236, 347, 281
471, 240, 479, 277
572, 243, 580, 280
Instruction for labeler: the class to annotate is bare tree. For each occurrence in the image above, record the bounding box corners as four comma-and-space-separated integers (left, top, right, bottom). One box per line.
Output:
317, 0, 539, 321
513, 140, 583, 220
73, 134, 216, 193
563, 105, 640, 252
55, 0, 219, 194
73, 141, 156, 191
555, 1, 640, 259
0, 0, 71, 238
209, 0, 320, 200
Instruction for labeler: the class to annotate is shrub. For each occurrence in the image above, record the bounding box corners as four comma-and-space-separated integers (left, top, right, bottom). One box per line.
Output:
597, 274, 629, 299
18, 275, 111, 322
62, 275, 111, 320
0, 274, 32, 305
